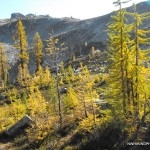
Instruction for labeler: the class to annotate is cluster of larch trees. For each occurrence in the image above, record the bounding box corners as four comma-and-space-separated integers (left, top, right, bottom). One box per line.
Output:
0, 0, 150, 143
0, 19, 100, 141
107, 1, 150, 123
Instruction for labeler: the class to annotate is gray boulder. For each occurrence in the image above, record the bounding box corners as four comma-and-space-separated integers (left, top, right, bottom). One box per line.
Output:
5, 114, 32, 137
11, 13, 25, 19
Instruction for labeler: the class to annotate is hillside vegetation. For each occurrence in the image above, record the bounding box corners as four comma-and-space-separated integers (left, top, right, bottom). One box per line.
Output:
0, 1, 150, 150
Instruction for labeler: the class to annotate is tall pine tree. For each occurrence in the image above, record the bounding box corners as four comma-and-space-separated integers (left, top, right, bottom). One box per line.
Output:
129, 4, 150, 118
33, 32, 43, 72
14, 20, 29, 86
107, 0, 132, 116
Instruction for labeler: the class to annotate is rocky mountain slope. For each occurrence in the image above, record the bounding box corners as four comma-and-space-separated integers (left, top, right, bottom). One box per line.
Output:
0, 1, 150, 80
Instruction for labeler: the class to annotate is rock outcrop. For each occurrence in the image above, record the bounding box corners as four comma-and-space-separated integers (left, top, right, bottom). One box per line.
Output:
11, 13, 25, 19
0, 2, 149, 81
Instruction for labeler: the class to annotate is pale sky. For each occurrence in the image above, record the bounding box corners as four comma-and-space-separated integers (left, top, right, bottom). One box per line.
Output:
0, 0, 149, 20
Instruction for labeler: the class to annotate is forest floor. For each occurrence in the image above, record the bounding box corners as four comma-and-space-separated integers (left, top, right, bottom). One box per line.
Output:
0, 142, 14, 150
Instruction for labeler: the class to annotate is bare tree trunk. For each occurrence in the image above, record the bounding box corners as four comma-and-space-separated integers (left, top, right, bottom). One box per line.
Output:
134, 8, 139, 117
119, 6, 126, 114
55, 54, 62, 128
91, 100, 96, 124
83, 97, 88, 118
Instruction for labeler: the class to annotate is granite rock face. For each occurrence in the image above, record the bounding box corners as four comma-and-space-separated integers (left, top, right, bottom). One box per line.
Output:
11, 13, 25, 19
0, 2, 150, 81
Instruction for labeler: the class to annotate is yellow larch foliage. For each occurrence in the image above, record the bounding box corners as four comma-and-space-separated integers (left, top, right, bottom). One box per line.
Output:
0, 42, 8, 88
13, 20, 29, 86
33, 32, 43, 72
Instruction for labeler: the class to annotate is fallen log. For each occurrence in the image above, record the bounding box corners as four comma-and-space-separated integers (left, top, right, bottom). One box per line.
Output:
5, 114, 32, 137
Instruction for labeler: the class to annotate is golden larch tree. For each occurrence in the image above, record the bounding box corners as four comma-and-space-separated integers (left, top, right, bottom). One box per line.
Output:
14, 20, 29, 86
